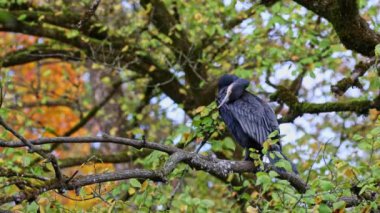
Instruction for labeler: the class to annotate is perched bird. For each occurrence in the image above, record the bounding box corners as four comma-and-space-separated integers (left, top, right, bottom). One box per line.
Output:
216, 74, 298, 174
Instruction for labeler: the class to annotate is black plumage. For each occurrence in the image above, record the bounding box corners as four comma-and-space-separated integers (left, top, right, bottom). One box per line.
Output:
216, 74, 297, 174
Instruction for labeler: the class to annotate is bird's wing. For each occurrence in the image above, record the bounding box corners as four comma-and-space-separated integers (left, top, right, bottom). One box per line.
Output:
226, 93, 279, 145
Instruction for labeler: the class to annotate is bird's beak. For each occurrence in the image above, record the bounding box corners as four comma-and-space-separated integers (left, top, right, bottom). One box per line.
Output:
217, 83, 234, 108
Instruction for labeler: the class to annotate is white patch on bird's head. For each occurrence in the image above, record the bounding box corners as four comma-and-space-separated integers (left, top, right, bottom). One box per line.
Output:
217, 83, 234, 108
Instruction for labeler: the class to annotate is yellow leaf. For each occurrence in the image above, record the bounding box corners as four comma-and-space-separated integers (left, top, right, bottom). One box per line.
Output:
344, 168, 356, 179
37, 197, 49, 206
179, 88, 187, 95
92, 63, 105, 69
193, 106, 205, 114
291, 55, 300, 61
251, 191, 259, 199
254, 44, 263, 52
128, 187, 136, 195
148, 65, 156, 72
211, 131, 218, 138
140, 180, 149, 192
109, 127, 118, 136
38, 15, 45, 21
136, 114, 143, 120
226, 173, 234, 182
315, 196, 322, 204
122, 45, 129, 52
246, 206, 259, 213
182, 132, 190, 141
369, 109, 380, 121
310, 143, 318, 151
221, 61, 231, 70
335, 160, 347, 169
113, 5, 122, 11
11, 205, 23, 212
82, 37, 90, 43
180, 205, 187, 212
194, 13, 203, 21
108, 201, 116, 213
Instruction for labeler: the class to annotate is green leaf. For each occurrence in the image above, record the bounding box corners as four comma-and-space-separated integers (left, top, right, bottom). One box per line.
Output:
269, 170, 279, 178
66, 30, 80, 39
256, 172, 271, 191
26, 201, 39, 212
319, 180, 334, 191
129, 179, 141, 188
333, 201, 346, 210
352, 134, 363, 141
309, 71, 316, 79
358, 141, 372, 151
222, 137, 236, 151
375, 43, 380, 58
200, 199, 215, 208
370, 126, 380, 135
274, 159, 292, 172
17, 14, 27, 21
268, 130, 279, 139
318, 204, 332, 213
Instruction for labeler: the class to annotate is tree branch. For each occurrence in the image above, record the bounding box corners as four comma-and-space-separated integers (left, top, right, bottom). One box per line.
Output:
0, 135, 375, 207
293, 0, 380, 56
0, 150, 191, 205
0, 45, 81, 67
141, 0, 208, 96
0, 117, 63, 181
5, 100, 75, 110
0, 169, 163, 205
58, 150, 151, 168
77, 0, 101, 30
331, 57, 379, 95
0, 135, 307, 193
271, 86, 380, 123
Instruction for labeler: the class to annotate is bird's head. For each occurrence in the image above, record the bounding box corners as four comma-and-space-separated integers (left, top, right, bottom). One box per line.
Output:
217, 74, 250, 108
217, 74, 239, 90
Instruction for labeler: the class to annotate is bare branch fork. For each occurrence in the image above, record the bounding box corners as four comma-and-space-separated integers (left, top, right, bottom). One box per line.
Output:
331, 57, 380, 96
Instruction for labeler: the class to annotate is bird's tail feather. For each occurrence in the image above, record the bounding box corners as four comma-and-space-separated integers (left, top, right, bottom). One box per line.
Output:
266, 151, 298, 174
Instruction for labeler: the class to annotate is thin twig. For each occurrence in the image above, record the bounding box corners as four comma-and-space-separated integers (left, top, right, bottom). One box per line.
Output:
0, 117, 63, 181
165, 133, 212, 210
77, 0, 101, 30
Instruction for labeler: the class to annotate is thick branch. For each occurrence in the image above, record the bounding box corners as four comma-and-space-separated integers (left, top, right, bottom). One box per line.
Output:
0, 12, 110, 57
0, 135, 374, 207
1, 45, 81, 67
293, 0, 380, 56
271, 86, 380, 123
0, 135, 307, 193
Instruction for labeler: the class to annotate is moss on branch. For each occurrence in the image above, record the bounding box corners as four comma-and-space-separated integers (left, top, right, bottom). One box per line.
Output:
271, 85, 379, 123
